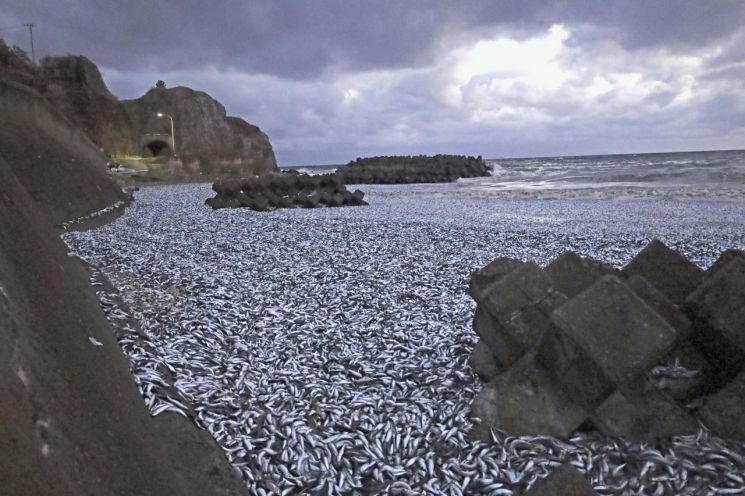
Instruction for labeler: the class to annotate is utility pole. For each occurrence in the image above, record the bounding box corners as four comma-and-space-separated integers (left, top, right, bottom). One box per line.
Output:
23, 23, 36, 64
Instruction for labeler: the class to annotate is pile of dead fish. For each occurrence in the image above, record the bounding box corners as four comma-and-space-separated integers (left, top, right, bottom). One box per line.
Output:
205, 171, 367, 211
63, 184, 745, 495
469, 240, 745, 449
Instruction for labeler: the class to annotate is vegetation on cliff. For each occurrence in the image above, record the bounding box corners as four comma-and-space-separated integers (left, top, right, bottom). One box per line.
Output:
337, 154, 490, 184
0, 38, 35, 85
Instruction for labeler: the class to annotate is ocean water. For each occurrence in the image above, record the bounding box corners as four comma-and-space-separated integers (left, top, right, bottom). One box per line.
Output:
286, 149, 745, 201
483, 149, 745, 200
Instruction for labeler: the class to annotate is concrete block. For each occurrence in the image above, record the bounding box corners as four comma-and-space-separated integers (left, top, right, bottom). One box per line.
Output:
468, 340, 502, 382
248, 194, 269, 212
469, 257, 524, 302
475, 263, 567, 368
649, 340, 708, 401
685, 257, 745, 390
622, 239, 704, 306
591, 376, 699, 441
524, 465, 598, 496
698, 370, 745, 443
706, 249, 745, 278
687, 257, 745, 352
473, 307, 522, 369
300, 192, 321, 208
536, 276, 678, 409
546, 251, 618, 298
469, 354, 588, 441
480, 263, 556, 320
328, 193, 345, 207
626, 274, 691, 337
350, 189, 366, 206
274, 195, 293, 209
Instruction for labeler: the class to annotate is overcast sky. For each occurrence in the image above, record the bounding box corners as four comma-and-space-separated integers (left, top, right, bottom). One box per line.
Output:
2, 1, 745, 165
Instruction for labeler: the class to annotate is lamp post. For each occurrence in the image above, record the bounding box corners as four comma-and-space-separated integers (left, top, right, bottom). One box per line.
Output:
156, 112, 176, 155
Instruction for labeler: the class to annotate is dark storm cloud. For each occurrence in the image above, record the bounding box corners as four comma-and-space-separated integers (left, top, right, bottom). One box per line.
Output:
2, 1, 745, 164
2, 1, 744, 79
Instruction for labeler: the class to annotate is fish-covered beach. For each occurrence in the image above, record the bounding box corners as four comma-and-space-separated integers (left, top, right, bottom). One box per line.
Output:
64, 150, 745, 495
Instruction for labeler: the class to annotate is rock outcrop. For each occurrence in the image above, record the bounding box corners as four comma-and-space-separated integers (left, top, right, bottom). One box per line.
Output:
1, 38, 277, 179
337, 154, 490, 184
35, 55, 141, 158
469, 241, 745, 443
0, 38, 35, 86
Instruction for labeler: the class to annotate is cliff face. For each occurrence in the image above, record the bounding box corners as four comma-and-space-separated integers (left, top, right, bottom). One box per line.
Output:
0, 38, 35, 86
121, 86, 277, 174
35, 56, 140, 157
32, 54, 277, 176
2, 41, 277, 177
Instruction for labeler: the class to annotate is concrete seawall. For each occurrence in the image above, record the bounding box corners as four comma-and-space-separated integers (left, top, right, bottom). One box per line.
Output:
0, 77, 247, 495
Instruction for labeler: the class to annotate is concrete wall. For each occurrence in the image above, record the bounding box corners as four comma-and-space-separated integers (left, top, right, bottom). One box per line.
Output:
0, 78, 125, 224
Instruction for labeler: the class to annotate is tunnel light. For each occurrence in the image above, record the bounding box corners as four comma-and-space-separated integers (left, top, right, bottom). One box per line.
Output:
155, 112, 176, 155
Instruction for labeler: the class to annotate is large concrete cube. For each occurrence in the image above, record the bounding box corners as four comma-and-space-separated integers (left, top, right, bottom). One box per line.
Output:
626, 274, 691, 337
622, 239, 703, 306
546, 251, 618, 298
686, 257, 745, 353
698, 370, 745, 443
468, 340, 502, 382
649, 340, 708, 401
475, 263, 567, 368
470, 354, 588, 441
591, 376, 699, 441
524, 465, 598, 496
473, 307, 523, 368
469, 257, 525, 302
685, 257, 745, 390
626, 274, 708, 398
536, 276, 678, 410
706, 249, 745, 278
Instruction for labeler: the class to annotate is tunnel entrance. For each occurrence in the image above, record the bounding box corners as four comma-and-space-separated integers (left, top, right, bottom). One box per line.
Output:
143, 140, 172, 157
140, 133, 174, 157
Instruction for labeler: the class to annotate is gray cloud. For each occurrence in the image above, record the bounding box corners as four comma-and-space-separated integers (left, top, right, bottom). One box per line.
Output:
2, 1, 745, 164
3, 1, 744, 78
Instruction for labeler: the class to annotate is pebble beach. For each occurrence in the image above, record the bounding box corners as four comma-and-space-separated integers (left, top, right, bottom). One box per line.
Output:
64, 180, 745, 495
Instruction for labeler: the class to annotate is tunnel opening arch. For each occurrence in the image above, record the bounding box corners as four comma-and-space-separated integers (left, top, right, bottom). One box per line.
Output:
143, 140, 172, 157
140, 133, 174, 157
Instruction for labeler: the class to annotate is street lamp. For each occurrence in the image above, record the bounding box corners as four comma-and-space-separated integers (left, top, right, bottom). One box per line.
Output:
156, 112, 176, 155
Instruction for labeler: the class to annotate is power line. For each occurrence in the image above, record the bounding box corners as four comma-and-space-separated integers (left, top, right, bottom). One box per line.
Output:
23, 22, 35, 64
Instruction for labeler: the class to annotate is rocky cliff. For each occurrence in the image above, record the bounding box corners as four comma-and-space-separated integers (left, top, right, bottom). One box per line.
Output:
35, 55, 141, 158
35, 55, 277, 177
1, 40, 277, 179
